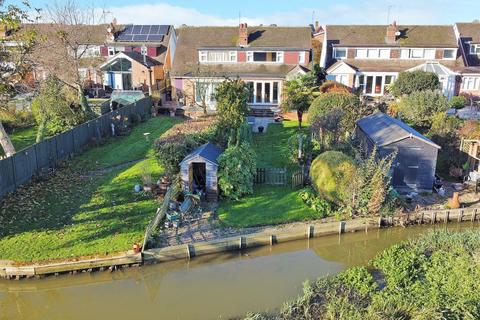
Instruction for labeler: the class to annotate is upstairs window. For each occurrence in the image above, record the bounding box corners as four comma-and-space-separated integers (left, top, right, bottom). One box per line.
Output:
355, 48, 390, 59
298, 51, 306, 64
334, 48, 347, 59
443, 49, 455, 59
198, 50, 237, 63
470, 44, 480, 54
246, 51, 283, 63
399, 48, 436, 59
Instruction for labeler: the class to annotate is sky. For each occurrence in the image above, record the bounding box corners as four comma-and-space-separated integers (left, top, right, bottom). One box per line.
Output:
9, 0, 480, 26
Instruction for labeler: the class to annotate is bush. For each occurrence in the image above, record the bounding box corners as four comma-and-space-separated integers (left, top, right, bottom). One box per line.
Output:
218, 142, 256, 200
310, 151, 356, 205
299, 187, 332, 217
449, 95, 467, 109
390, 70, 440, 96
287, 132, 312, 165
0, 107, 35, 132
319, 80, 350, 94
215, 78, 249, 134
397, 90, 449, 127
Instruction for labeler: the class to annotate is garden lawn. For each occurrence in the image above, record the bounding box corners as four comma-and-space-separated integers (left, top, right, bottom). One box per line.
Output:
218, 120, 318, 228
0, 126, 37, 157
0, 117, 180, 262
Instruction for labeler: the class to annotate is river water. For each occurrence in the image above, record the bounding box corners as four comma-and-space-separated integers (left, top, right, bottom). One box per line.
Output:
1, 222, 478, 320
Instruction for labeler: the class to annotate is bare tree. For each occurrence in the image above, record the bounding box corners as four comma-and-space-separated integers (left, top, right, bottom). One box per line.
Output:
183, 63, 221, 114
33, 0, 104, 115
0, 0, 39, 156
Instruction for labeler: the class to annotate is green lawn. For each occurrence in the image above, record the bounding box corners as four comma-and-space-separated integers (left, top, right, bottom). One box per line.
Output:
0, 126, 38, 157
218, 120, 318, 228
0, 117, 180, 262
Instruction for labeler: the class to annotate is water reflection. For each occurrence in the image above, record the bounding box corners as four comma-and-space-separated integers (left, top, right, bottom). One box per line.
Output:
1, 222, 478, 320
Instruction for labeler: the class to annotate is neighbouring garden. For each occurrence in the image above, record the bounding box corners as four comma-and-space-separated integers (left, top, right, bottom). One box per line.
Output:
0, 116, 180, 262
244, 229, 480, 320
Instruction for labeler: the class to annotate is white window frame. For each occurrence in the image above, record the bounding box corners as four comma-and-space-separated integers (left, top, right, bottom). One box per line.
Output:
355, 49, 367, 59
355, 72, 397, 96
298, 51, 305, 64
355, 48, 391, 59
276, 51, 284, 63
443, 49, 455, 59
411, 48, 424, 59
108, 46, 116, 57
334, 48, 347, 59
424, 49, 436, 59
461, 77, 480, 90
379, 48, 390, 59
246, 80, 282, 104
246, 51, 284, 63
247, 51, 254, 62
470, 44, 480, 55
198, 50, 237, 63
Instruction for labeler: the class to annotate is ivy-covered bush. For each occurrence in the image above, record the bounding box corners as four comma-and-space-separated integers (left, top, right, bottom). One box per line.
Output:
217, 142, 256, 200
309, 151, 356, 205
390, 70, 440, 96
449, 95, 467, 109
397, 89, 449, 127
155, 117, 217, 175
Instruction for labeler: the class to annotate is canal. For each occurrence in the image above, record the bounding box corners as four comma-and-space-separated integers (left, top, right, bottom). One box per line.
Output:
1, 222, 478, 320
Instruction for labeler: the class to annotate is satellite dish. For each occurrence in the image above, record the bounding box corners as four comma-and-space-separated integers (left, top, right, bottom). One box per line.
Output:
395, 31, 401, 36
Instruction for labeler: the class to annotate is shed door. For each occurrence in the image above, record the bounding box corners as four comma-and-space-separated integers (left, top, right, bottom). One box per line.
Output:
405, 165, 419, 187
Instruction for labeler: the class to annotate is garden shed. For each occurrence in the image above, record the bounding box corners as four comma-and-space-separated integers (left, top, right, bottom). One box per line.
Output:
180, 143, 223, 201
356, 112, 441, 193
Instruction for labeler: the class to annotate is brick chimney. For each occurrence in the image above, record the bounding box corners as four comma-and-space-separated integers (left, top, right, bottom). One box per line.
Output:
238, 23, 248, 47
385, 21, 398, 44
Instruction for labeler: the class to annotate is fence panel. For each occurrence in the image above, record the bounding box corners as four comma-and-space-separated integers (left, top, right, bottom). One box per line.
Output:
11, 146, 37, 186
0, 97, 152, 199
0, 157, 15, 197
291, 170, 304, 189
35, 138, 57, 171
255, 168, 287, 186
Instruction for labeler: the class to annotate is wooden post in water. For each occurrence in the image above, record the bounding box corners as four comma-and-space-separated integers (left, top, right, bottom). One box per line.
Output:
444, 211, 449, 223
472, 208, 477, 222
458, 209, 464, 222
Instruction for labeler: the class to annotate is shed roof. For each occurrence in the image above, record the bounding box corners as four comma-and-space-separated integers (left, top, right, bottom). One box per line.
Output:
181, 143, 223, 166
356, 113, 440, 149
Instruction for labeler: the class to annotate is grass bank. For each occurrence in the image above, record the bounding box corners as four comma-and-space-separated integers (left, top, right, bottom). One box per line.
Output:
0, 126, 38, 157
0, 117, 180, 262
218, 120, 319, 227
245, 229, 480, 319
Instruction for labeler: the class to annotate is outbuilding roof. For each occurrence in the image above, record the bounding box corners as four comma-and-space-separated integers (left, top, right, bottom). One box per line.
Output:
180, 143, 223, 166
356, 113, 440, 149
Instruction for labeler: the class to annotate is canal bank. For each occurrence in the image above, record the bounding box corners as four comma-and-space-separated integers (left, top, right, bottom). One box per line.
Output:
1, 222, 478, 320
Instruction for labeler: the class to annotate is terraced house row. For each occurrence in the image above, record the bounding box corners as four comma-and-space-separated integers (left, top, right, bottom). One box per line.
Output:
2, 20, 480, 114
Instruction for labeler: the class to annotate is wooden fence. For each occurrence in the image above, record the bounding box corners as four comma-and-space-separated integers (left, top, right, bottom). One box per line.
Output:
0, 97, 152, 200
291, 168, 305, 189
255, 168, 287, 185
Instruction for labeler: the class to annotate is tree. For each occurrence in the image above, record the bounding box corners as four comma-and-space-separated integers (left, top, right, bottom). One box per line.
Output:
183, 63, 220, 115
32, 0, 101, 115
281, 72, 317, 128
390, 70, 440, 97
0, 0, 38, 156
31, 75, 84, 142
309, 92, 362, 134
214, 78, 249, 133
397, 90, 449, 127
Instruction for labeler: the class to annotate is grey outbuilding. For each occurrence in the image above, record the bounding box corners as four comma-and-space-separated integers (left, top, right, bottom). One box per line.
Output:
180, 143, 223, 201
356, 112, 441, 193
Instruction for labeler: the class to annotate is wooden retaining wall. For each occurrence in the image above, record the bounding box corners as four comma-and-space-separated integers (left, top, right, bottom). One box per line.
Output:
2, 207, 478, 280
143, 218, 379, 263
0, 253, 142, 280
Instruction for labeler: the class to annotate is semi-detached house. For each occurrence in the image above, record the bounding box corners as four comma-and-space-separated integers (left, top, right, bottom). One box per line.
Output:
320, 22, 466, 99
170, 23, 312, 116
454, 22, 480, 98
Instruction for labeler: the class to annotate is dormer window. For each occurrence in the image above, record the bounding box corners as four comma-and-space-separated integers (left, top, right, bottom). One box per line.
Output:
470, 44, 480, 55
443, 49, 455, 59
246, 51, 284, 63
199, 50, 237, 63
334, 48, 347, 59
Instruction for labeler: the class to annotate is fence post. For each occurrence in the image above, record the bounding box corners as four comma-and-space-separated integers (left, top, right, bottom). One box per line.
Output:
459, 209, 464, 222
472, 208, 477, 222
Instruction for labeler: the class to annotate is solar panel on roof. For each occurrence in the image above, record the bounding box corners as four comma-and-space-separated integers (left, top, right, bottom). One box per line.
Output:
122, 25, 133, 35
133, 34, 148, 41
147, 34, 163, 41
132, 25, 142, 34
150, 25, 160, 34
140, 25, 151, 34
117, 34, 134, 41
159, 25, 169, 35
